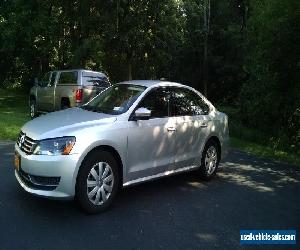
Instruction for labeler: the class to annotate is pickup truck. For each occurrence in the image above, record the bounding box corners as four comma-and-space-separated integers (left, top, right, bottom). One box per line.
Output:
29, 69, 110, 118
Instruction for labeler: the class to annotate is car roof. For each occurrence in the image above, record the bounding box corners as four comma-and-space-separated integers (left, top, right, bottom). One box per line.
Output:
117, 80, 186, 88
118, 80, 214, 110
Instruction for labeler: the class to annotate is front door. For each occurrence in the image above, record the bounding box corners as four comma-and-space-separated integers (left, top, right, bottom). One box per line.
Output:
127, 88, 177, 181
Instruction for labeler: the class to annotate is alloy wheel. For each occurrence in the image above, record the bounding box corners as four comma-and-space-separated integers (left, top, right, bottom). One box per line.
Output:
86, 162, 114, 205
205, 146, 218, 175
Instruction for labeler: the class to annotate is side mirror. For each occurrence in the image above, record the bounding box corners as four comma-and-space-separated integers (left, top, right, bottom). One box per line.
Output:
34, 77, 39, 86
134, 107, 151, 120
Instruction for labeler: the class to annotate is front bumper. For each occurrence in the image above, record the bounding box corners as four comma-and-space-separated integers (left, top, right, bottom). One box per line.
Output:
14, 144, 80, 199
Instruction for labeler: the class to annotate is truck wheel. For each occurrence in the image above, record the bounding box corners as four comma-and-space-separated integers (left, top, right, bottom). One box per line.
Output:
29, 99, 38, 119
76, 150, 120, 214
61, 98, 70, 109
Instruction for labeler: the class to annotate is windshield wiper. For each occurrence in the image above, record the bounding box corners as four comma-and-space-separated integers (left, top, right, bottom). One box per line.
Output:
81, 105, 115, 115
81, 105, 98, 112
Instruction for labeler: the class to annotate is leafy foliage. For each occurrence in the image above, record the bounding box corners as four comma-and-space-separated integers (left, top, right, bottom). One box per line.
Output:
0, 0, 298, 151
240, 0, 300, 152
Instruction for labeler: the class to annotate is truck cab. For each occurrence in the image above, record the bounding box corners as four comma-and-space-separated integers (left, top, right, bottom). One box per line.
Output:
29, 69, 110, 118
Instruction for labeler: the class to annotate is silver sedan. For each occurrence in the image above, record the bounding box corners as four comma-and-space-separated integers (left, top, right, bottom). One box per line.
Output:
14, 80, 229, 213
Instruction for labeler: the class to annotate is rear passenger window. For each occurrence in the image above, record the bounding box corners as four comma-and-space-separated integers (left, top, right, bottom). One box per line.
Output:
58, 71, 78, 85
171, 88, 210, 116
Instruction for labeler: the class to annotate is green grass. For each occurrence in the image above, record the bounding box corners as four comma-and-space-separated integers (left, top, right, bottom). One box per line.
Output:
230, 137, 300, 166
218, 105, 300, 166
0, 89, 30, 140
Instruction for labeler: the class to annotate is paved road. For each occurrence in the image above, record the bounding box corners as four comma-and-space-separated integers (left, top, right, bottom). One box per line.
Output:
0, 141, 299, 250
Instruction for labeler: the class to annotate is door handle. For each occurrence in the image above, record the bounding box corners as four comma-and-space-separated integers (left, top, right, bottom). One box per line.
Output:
200, 122, 208, 128
167, 127, 176, 132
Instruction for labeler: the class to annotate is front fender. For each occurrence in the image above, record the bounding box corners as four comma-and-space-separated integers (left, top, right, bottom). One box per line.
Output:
71, 138, 128, 192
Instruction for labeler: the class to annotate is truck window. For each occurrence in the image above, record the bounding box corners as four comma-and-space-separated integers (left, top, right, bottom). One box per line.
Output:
58, 71, 78, 85
82, 74, 110, 88
49, 72, 57, 86
40, 72, 51, 87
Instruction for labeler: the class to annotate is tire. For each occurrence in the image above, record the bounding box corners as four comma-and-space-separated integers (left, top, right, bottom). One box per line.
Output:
199, 140, 220, 180
76, 150, 120, 214
61, 104, 70, 110
29, 99, 38, 119
61, 99, 70, 110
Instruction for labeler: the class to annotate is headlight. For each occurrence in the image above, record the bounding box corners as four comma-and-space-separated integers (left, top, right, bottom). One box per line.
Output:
33, 137, 76, 156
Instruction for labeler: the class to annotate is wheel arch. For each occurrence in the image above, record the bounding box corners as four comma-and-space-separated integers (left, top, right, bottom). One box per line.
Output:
61, 97, 70, 109
205, 135, 221, 157
75, 144, 124, 189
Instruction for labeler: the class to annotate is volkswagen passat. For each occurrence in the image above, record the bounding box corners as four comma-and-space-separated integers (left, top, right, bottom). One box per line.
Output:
14, 80, 229, 213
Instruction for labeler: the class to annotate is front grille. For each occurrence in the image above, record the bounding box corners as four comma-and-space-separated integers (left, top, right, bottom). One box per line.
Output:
17, 131, 37, 154
18, 168, 60, 191
30, 175, 61, 186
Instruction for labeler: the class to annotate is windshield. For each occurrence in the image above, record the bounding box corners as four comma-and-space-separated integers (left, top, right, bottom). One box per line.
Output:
81, 84, 146, 114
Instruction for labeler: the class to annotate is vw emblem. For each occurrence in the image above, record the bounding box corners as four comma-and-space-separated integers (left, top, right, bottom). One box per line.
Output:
19, 134, 25, 147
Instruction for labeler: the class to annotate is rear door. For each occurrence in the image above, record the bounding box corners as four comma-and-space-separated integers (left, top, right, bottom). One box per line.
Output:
170, 87, 211, 169
36, 72, 56, 111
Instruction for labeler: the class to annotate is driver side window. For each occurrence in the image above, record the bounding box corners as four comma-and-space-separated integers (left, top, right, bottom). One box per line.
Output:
49, 72, 57, 86
138, 88, 170, 118
40, 72, 51, 87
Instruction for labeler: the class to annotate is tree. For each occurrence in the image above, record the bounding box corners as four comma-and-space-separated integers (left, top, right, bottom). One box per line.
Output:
101, 0, 184, 82
202, 0, 210, 96
240, 0, 300, 150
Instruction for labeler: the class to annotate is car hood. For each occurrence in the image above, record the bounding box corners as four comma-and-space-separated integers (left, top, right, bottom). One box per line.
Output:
21, 108, 117, 140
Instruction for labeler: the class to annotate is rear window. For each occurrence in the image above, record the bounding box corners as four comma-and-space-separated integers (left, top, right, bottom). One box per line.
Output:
82, 72, 110, 88
58, 71, 78, 85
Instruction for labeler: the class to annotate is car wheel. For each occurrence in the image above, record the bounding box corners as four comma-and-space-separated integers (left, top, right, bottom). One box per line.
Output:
29, 99, 38, 119
199, 140, 220, 180
76, 150, 119, 214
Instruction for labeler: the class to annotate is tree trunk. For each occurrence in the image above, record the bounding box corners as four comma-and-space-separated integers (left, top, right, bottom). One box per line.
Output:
116, 0, 119, 32
203, 35, 208, 96
127, 51, 133, 80
128, 62, 132, 80
241, 3, 248, 31
202, 0, 210, 97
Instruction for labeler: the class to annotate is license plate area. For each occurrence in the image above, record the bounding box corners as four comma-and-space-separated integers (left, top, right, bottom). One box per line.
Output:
14, 152, 20, 171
